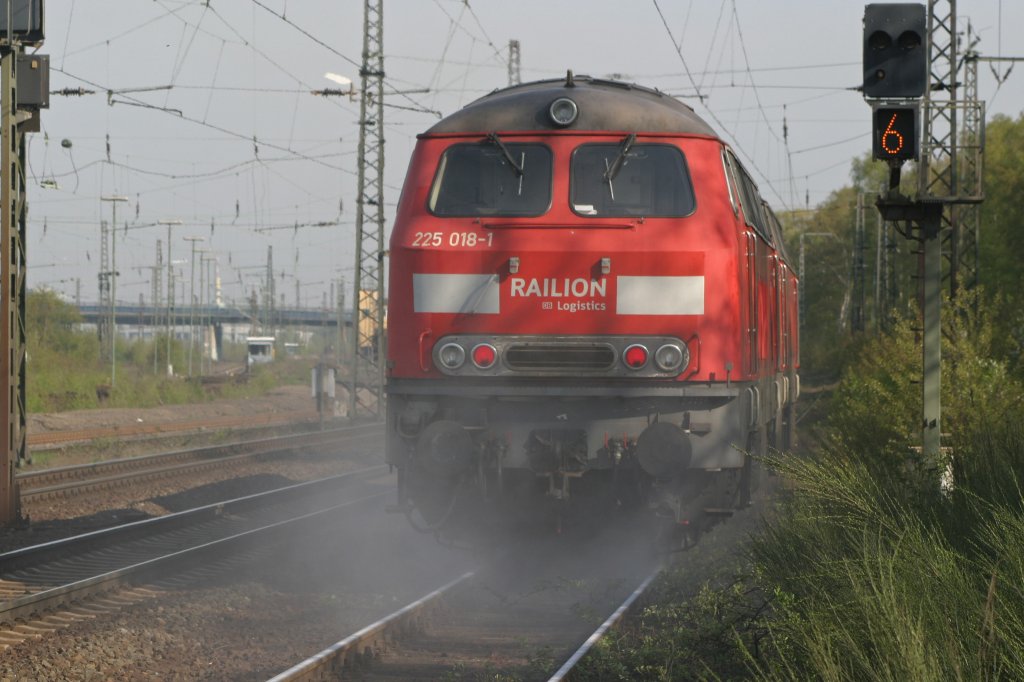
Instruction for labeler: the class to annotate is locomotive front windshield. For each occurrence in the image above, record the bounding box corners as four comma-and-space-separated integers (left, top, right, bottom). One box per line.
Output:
428, 141, 552, 217
571, 142, 696, 217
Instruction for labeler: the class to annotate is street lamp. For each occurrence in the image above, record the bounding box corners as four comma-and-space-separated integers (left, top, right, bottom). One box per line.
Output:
101, 195, 128, 386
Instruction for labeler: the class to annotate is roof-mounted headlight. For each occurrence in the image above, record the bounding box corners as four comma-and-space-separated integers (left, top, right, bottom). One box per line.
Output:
549, 97, 578, 127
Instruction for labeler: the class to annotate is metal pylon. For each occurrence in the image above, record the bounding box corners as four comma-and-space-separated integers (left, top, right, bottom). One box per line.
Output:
957, 24, 985, 294
920, 0, 984, 298
508, 39, 521, 86
349, 0, 386, 420
0, 46, 27, 522
98, 219, 111, 360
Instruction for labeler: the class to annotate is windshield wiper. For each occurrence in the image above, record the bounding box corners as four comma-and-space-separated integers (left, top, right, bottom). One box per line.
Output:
487, 132, 524, 176
603, 133, 636, 184
487, 132, 526, 195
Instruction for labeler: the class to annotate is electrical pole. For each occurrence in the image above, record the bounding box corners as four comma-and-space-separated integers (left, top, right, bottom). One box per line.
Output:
337, 276, 345, 366
852, 193, 866, 333
198, 251, 207, 375
152, 239, 162, 373
264, 245, 274, 335
100, 195, 127, 387
184, 236, 204, 376
350, 0, 386, 420
798, 232, 837, 331
159, 219, 182, 376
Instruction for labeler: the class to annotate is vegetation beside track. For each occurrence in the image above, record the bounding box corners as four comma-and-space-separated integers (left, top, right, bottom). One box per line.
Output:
576, 298, 1024, 681
27, 289, 319, 412
577, 116, 1024, 680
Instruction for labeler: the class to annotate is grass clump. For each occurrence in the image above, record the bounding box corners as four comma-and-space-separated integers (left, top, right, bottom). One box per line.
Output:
749, 294, 1024, 680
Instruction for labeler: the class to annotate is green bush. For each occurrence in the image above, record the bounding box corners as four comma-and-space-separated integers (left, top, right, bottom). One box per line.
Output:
744, 294, 1024, 680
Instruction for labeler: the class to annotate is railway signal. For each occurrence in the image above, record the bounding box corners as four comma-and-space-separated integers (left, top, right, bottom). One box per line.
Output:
863, 3, 927, 99
871, 104, 918, 161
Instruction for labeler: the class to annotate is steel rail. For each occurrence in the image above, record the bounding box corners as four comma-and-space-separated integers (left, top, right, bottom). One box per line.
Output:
267, 571, 476, 682
18, 423, 384, 500
0, 468, 389, 624
547, 566, 662, 681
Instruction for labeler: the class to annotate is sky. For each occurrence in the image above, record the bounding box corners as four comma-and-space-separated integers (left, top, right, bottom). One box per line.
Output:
24, 0, 1024, 310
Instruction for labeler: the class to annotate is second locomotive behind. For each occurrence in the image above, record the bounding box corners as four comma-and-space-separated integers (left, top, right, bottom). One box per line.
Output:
385, 73, 799, 540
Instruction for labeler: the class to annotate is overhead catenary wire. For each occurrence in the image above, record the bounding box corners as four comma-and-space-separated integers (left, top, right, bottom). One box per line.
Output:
651, 0, 789, 210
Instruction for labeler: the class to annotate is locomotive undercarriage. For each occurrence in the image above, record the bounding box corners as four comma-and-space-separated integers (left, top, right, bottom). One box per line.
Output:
386, 379, 774, 542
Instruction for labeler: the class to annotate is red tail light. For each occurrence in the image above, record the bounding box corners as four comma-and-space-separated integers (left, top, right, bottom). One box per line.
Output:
472, 343, 498, 369
623, 344, 649, 369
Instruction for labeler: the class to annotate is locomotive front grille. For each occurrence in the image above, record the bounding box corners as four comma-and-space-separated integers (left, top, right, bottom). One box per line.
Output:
504, 344, 616, 371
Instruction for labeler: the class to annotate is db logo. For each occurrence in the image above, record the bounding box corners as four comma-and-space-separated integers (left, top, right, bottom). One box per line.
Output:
541, 301, 553, 310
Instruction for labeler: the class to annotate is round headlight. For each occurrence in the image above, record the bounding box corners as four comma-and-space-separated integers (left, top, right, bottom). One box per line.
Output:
654, 343, 688, 372
549, 97, 578, 127
437, 342, 466, 370
471, 343, 497, 369
623, 344, 649, 369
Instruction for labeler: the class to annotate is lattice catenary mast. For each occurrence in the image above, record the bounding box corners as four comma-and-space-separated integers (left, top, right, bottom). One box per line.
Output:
349, 0, 386, 419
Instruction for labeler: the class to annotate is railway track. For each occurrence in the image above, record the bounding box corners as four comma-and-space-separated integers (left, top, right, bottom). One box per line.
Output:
548, 568, 662, 680
269, 525, 663, 680
268, 572, 477, 682
0, 468, 389, 647
17, 422, 384, 502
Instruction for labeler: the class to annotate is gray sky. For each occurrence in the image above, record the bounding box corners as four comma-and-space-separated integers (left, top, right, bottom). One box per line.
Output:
27, 0, 1024, 308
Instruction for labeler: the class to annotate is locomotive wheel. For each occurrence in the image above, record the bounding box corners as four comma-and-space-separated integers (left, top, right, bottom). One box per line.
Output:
415, 420, 474, 479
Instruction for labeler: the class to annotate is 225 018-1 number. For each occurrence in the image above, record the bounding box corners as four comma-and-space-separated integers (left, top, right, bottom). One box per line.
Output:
412, 231, 493, 248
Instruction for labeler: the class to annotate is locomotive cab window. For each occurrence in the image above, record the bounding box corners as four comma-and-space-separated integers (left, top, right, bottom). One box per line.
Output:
570, 142, 695, 217
428, 140, 552, 217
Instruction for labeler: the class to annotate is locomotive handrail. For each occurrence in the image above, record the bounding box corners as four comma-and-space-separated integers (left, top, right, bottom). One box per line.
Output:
683, 333, 701, 381
418, 329, 433, 372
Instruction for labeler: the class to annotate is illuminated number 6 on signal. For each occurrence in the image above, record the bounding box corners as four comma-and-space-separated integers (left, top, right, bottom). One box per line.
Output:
872, 106, 918, 161
882, 113, 903, 154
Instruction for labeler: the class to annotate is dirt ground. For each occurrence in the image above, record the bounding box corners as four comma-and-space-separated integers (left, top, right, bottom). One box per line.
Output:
26, 384, 317, 436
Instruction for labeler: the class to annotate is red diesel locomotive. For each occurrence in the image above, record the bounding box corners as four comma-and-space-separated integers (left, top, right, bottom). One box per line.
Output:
385, 73, 799, 539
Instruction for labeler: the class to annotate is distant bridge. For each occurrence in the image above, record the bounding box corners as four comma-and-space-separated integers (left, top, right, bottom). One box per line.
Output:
77, 304, 352, 329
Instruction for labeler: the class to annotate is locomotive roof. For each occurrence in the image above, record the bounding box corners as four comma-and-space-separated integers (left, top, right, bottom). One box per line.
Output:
423, 73, 718, 137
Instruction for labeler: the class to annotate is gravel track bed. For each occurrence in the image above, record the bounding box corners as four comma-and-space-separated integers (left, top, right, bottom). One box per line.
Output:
0, 492, 475, 680
0, 386, 466, 679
